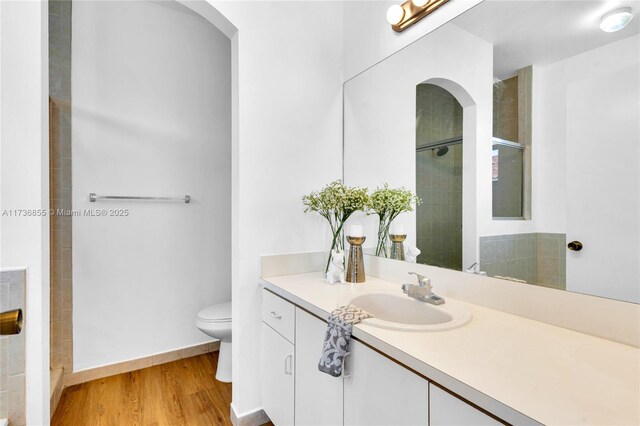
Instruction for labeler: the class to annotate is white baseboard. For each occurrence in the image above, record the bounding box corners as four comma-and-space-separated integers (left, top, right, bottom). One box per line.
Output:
63, 340, 220, 387
230, 403, 270, 426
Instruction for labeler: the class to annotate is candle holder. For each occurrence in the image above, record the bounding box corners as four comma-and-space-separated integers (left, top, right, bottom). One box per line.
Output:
346, 236, 366, 283
389, 234, 407, 261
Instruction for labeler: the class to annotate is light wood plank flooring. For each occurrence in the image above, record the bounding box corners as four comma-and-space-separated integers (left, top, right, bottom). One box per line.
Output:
52, 352, 250, 426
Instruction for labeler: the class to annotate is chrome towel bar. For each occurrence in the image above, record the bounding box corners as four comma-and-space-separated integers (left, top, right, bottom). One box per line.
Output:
89, 193, 191, 203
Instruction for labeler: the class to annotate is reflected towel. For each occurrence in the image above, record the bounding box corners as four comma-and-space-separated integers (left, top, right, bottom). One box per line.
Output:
318, 304, 372, 377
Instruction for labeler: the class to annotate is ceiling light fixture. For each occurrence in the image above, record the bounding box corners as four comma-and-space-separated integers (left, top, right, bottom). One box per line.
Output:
386, 0, 450, 32
600, 7, 634, 32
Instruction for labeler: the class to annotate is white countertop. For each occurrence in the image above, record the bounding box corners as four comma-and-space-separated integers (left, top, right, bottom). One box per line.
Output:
260, 272, 640, 426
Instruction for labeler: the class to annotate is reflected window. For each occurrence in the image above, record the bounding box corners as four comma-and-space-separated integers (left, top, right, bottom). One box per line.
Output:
492, 138, 524, 218
492, 68, 531, 219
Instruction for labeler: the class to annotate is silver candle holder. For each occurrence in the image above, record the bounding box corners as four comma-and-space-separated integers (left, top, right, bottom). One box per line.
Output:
346, 236, 366, 283
389, 234, 407, 261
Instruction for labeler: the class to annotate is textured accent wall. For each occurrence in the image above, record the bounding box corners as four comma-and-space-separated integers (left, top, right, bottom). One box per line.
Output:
0, 269, 27, 426
49, 0, 73, 376
479, 233, 566, 289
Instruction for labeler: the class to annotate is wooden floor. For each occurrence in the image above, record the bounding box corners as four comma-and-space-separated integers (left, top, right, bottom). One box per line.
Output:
52, 352, 240, 426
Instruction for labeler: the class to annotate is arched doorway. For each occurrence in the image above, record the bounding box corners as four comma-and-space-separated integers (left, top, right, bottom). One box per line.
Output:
415, 78, 475, 270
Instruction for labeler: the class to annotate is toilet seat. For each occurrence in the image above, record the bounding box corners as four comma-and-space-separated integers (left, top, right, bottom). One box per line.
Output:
197, 301, 231, 323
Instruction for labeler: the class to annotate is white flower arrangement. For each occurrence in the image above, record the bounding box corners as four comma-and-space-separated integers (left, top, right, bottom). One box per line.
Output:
368, 184, 421, 258
303, 180, 369, 273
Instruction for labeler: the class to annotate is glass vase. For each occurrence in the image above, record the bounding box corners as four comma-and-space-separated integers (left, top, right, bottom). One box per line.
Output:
325, 227, 345, 274
375, 218, 390, 258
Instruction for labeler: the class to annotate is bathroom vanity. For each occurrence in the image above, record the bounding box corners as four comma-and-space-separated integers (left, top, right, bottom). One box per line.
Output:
258, 2, 640, 424
259, 259, 639, 426
261, 283, 498, 425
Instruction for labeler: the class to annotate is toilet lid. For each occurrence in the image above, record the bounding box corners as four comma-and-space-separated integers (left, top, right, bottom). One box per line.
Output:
197, 301, 232, 323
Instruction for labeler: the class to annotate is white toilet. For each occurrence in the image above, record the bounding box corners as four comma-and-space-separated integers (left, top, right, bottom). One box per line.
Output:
196, 301, 232, 383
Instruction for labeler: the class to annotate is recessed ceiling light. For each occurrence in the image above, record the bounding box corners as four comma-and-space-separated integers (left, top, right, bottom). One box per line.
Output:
600, 7, 634, 32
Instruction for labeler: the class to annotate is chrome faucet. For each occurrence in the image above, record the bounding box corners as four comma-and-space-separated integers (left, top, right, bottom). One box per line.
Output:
401, 272, 445, 305
464, 262, 487, 276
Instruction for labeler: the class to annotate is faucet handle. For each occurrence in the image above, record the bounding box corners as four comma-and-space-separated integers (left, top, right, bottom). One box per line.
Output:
464, 262, 478, 273
408, 272, 431, 288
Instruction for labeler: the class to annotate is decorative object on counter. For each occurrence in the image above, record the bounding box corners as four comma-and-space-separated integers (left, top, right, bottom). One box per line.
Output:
368, 184, 421, 258
405, 246, 421, 263
318, 304, 372, 377
346, 236, 367, 283
302, 180, 369, 274
326, 249, 346, 284
389, 234, 407, 261
389, 222, 405, 235
348, 224, 363, 237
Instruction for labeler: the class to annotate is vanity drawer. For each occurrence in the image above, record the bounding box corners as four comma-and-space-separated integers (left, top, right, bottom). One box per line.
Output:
262, 289, 295, 343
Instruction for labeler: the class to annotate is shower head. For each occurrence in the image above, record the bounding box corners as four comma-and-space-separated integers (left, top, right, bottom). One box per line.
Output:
435, 146, 449, 157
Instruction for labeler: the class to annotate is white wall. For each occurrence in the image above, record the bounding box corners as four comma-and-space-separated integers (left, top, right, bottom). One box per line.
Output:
343, 24, 493, 268
0, 1, 50, 423
533, 34, 640, 234
210, 1, 345, 417
72, 1, 232, 370
342, 0, 484, 81
534, 35, 640, 302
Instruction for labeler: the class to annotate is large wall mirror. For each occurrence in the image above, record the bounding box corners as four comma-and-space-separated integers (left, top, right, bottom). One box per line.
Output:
344, 0, 640, 303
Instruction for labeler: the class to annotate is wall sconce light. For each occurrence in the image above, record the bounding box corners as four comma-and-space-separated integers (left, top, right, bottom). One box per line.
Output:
386, 0, 450, 32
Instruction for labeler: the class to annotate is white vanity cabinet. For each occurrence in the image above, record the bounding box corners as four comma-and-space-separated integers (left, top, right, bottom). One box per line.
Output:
293, 307, 428, 426
262, 288, 504, 426
261, 291, 295, 426
429, 384, 501, 426
294, 308, 344, 425
343, 339, 429, 425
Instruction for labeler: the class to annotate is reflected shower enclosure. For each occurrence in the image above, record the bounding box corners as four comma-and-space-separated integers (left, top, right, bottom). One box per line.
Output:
415, 84, 463, 270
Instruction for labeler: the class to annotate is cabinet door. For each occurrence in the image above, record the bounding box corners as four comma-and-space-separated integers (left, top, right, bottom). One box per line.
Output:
295, 308, 343, 426
262, 323, 295, 426
344, 340, 429, 425
429, 384, 501, 426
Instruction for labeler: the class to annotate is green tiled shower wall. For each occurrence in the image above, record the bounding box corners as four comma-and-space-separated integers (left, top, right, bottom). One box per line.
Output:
416, 84, 463, 270
479, 233, 566, 289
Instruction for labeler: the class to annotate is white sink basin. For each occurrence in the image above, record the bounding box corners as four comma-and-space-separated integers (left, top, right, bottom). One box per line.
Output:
349, 292, 471, 332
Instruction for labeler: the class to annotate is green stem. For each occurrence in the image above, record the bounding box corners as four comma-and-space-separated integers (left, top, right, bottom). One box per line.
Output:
325, 220, 346, 274
375, 212, 392, 257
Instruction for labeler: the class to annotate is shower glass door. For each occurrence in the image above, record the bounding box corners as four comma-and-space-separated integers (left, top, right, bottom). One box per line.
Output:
492, 138, 524, 219
415, 142, 463, 270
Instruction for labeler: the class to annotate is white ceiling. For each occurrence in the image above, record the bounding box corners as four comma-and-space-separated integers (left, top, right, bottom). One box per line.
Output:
452, 0, 640, 79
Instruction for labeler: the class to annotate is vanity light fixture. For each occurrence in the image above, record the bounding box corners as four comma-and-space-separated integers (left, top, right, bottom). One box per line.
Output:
386, 4, 405, 26
600, 7, 634, 32
386, 0, 450, 32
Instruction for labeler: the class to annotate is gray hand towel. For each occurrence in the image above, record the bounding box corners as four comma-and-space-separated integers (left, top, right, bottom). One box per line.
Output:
318, 304, 372, 377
